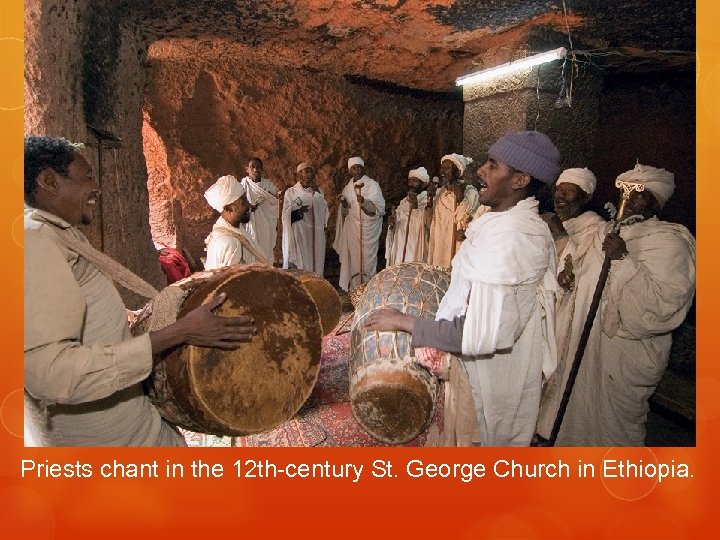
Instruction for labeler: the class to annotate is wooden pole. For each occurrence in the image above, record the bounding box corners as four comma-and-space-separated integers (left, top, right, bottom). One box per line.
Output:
400, 196, 413, 263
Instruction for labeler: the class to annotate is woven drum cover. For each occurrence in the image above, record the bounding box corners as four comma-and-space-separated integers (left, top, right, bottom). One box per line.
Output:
286, 269, 342, 336
350, 263, 451, 444
149, 264, 323, 436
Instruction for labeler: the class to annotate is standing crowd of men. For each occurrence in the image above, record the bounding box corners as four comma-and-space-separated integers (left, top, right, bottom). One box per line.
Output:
23, 130, 695, 447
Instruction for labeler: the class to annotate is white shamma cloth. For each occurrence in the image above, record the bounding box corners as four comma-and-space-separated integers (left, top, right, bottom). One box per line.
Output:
436, 197, 558, 446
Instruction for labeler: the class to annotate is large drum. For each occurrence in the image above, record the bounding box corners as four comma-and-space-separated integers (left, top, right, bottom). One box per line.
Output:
139, 264, 323, 436
350, 263, 451, 444
286, 269, 342, 335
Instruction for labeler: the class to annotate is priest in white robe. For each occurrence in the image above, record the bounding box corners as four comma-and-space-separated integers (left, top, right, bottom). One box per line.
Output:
426, 153, 479, 268
554, 164, 696, 446
365, 131, 561, 446
203, 175, 267, 269
333, 156, 385, 291
535, 168, 607, 440
240, 157, 280, 264
385, 166, 430, 267
281, 162, 329, 274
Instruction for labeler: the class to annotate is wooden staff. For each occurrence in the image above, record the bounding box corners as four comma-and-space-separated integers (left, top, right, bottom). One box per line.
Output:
539, 179, 646, 447
450, 185, 459, 260
356, 182, 365, 284
400, 193, 414, 263
311, 190, 316, 273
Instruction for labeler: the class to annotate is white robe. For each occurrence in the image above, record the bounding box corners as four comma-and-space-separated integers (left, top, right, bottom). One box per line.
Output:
240, 176, 279, 263
436, 197, 557, 446
281, 182, 329, 274
555, 217, 696, 446
536, 211, 606, 439
427, 185, 479, 268
385, 191, 429, 266
204, 217, 261, 269
332, 175, 385, 291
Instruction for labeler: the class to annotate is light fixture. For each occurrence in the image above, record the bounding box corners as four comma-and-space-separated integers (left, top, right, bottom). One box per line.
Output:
456, 47, 567, 86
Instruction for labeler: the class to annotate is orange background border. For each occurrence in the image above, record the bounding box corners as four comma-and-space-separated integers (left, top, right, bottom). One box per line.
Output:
1, 2, 714, 538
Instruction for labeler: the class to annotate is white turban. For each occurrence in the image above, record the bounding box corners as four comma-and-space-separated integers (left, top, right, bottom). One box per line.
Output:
296, 162, 313, 174
348, 156, 365, 170
616, 163, 675, 207
408, 166, 430, 184
441, 153, 473, 175
557, 167, 597, 195
204, 175, 245, 212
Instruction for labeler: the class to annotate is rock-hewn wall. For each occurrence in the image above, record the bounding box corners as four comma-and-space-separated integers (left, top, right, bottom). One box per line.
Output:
462, 58, 604, 180
143, 43, 464, 266
24, 0, 87, 139
461, 55, 694, 236
590, 71, 696, 234
25, 0, 166, 307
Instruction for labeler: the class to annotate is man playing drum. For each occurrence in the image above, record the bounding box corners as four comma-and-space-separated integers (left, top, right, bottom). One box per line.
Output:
204, 174, 266, 268
365, 131, 560, 446
24, 135, 257, 446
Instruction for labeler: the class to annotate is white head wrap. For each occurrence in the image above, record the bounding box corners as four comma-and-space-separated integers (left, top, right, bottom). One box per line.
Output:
441, 153, 473, 175
348, 156, 365, 170
204, 175, 245, 212
616, 163, 675, 207
557, 167, 597, 195
408, 166, 430, 184
296, 162, 313, 174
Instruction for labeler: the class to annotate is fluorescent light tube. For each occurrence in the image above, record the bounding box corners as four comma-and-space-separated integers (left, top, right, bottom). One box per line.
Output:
456, 47, 567, 86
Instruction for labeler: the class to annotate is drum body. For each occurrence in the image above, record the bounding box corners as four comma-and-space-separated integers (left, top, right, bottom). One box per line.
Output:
350, 263, 451, 444
286, 269, 342, 335
146, 264, 323, 436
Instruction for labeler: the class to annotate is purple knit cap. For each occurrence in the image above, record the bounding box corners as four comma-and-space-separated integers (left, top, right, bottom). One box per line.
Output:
488, 131, 560, 183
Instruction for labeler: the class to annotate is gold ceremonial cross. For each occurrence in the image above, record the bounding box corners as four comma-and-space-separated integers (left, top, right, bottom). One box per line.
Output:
614, 179, 645, 222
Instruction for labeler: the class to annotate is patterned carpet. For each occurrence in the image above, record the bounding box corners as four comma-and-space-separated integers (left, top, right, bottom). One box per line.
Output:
183, 331, 442, 447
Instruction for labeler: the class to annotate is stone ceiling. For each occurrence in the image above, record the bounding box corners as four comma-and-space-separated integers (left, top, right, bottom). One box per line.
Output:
115, 0, 695, 93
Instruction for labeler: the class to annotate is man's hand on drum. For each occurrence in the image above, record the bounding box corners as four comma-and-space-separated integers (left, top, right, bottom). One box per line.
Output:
150, 292, 257, 354
364, 308, 415, 334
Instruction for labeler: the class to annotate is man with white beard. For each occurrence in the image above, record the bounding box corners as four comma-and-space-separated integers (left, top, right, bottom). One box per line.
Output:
552, 164, 696, 446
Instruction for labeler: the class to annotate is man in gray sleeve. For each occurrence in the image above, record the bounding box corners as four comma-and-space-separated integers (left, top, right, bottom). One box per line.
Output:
365, 131, 560, 446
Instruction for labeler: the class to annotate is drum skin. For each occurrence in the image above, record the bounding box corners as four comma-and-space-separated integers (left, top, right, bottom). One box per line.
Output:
350, 263, 451, 444
286, 269, 342, 336
146, 264, 323, 436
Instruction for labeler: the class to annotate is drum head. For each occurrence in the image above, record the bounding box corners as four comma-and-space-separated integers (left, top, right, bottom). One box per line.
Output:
159, 265, 323, 435
351, 360, 436, 445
